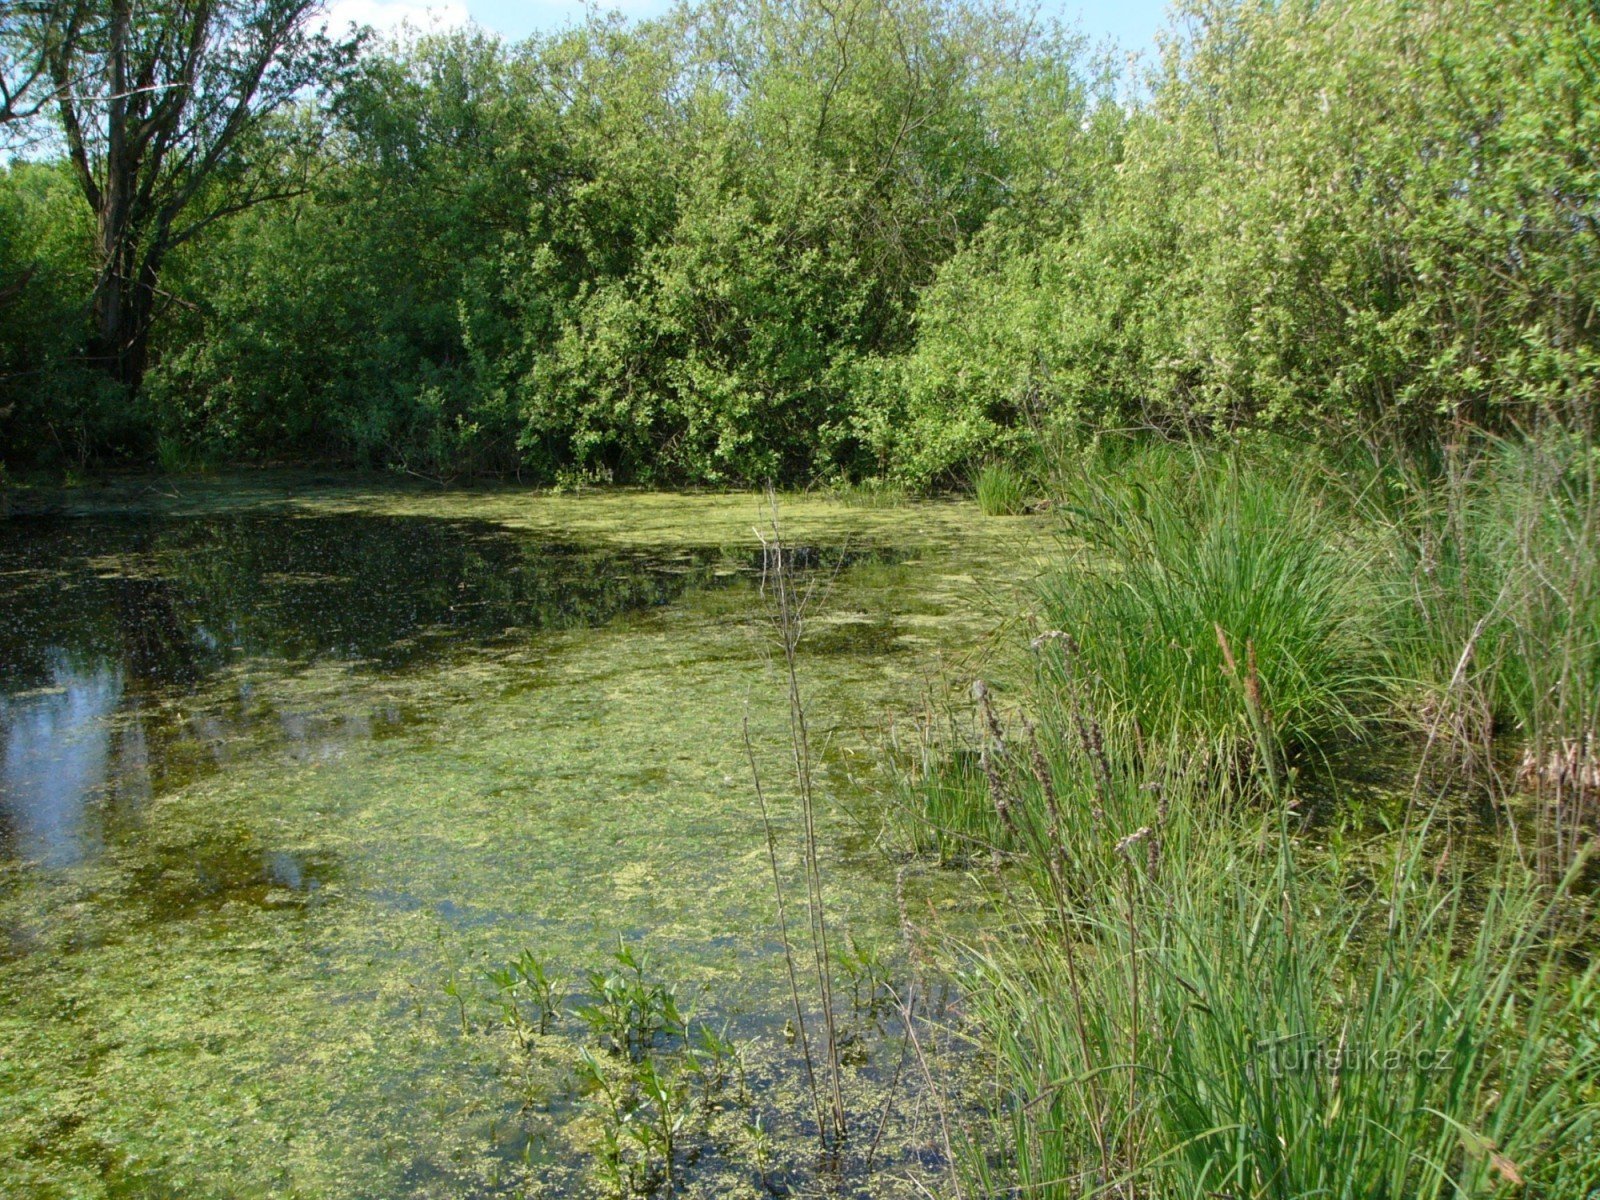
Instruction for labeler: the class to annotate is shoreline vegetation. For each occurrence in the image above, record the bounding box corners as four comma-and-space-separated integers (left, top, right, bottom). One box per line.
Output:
2, 0, 1595, 487
902, 432, 1600, 1197
2, 459, 1594, 1196
3, 0, 1599, 1193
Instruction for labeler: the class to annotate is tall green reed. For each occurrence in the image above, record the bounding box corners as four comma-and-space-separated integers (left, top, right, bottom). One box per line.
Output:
976, 462, 1032, 517
917, 435, 1600, 1195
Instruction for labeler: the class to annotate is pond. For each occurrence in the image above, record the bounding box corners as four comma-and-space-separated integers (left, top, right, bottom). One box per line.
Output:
0, 478, 1037, 1199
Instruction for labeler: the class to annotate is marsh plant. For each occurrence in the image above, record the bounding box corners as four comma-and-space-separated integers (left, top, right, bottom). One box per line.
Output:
576, 1047, 700, 1197
473, 939, 765, 1197
1035, 435, 1600, 858
1039, 441, 1383, 771
974, 462, 1030, 516
824, 477, 912, 509
925, 664, 1600, 1198
486, 949, 564, 1043
905, 434, 1600, 1196
895, 720, 1000, 865
572, 939, 688, 1061
749, 493, 850, 1147
1356, 432, 1600, 871
837, 932, 893, 1023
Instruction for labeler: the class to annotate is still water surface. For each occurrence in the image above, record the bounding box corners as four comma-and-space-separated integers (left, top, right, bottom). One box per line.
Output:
0, 481, 1025, 1199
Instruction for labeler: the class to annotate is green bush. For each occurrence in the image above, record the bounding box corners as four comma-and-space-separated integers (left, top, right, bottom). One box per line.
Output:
0, 160, 128, 470
141, 3, 1089, 483
10, 0, 1599, 485
885, 0, 1600, 487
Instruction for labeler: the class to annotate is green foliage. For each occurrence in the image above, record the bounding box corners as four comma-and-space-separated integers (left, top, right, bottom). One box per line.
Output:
479, 939, 759, 1197
822, 475, 910, 508
0, 159, 126, 468
486, 949, 564, 1040
5, 0, 1597, 484
962, 753, 1600, 1198
888, 0, 1600, 483
131, 0, 1086, 483
902, 433, 1600, 1195
915, 518, 1600, 1195
571, 939, 688, 1061
898, 740, 997, 863
1360, 433, 1600, 807
148, 29, 531, 473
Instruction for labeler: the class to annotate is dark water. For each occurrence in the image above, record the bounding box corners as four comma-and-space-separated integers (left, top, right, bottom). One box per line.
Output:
0, 513, 726, 867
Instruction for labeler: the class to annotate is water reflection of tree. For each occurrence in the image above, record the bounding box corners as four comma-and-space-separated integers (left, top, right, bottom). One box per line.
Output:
113, 574, 204, 685
0, 658, 120, 864
1, 513, 730, 691
0, 512, 734, 864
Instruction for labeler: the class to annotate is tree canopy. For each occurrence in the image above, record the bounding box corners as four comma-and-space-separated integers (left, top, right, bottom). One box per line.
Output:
1, 0, 1595, 481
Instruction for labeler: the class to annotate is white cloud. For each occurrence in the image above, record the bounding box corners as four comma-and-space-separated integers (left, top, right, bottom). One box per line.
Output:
321, 0, 472, 36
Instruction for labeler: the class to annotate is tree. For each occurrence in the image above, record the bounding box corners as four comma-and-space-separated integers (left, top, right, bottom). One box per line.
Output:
3, 4, 86, 320
41, 0, 352, 391
1, 2, 78, 128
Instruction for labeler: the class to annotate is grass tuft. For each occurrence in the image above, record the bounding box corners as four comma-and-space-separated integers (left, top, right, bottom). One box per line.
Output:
1038, 441, 1383, 771
1362, 435, 1600, 839
975, 462, 1030, 516
926, 689, 1600, 1198
915, 432, 1600, 1197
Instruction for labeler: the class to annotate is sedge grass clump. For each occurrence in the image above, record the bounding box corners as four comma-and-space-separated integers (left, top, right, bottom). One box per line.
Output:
895, 732, 1001, 864
1038, 439, 1383, 770
975, 461, 1030, 516
965, 811, 1599, 1198
933, 681, 1600, 1199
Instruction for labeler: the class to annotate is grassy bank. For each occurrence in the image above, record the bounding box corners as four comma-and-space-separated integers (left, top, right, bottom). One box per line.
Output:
910, 434, 1600, 1196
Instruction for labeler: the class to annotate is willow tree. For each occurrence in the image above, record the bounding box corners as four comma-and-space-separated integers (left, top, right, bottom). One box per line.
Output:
42, 0, 352, 390
2, 2, 79, 127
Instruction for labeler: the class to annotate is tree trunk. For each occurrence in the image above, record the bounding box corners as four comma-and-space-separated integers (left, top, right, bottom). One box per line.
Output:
84, 0, 146, 391
88, 232, 160, 394
42, 0, 338, 396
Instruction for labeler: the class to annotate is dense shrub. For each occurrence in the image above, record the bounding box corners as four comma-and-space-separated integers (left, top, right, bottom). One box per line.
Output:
885, 0, 1600, 482
128, 0, 1090, 482
3, 0, 1595, 481
0, 160, 126, 468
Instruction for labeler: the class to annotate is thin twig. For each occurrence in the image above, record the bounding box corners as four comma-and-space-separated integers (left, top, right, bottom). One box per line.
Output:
745, 714, 828, 1141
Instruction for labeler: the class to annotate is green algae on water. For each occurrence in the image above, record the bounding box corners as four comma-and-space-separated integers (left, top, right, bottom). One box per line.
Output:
0, 480, 1045, 1199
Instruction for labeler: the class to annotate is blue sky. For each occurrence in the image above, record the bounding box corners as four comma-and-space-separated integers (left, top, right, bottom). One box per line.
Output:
478, 0, 1170, 49
325, 0, 1173, 57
